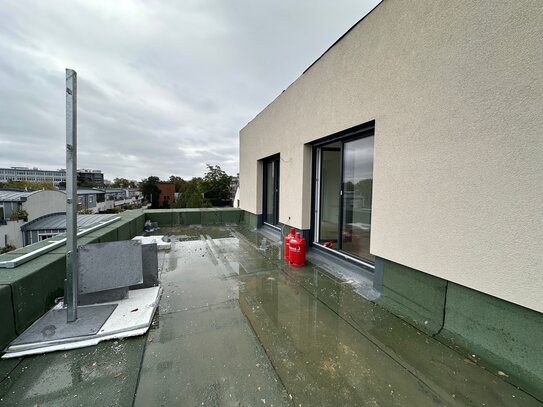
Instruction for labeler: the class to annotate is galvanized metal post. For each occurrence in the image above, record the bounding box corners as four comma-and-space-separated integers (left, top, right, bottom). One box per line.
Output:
66, 69, 78, 322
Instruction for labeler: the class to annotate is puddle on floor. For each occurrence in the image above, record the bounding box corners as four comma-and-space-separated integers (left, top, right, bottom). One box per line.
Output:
136, 225, 541, 406
148, 225, 236, 241
4, 224, 538, 406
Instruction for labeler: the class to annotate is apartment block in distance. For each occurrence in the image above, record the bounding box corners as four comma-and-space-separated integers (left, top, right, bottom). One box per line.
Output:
0, 167, 66, 185
77, 169, 104, 186
0, 167, 105, 187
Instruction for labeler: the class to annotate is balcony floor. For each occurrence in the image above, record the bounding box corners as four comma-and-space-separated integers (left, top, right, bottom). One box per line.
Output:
0, 225, 540, 406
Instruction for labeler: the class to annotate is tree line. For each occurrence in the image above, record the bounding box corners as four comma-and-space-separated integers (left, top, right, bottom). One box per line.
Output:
140, 164, 233, 209
0, 164, 235, 210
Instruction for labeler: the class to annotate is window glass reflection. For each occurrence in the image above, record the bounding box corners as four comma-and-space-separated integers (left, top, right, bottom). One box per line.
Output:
318, 147, 341, 248
263, 157, 279, 225
265, 162, 274, 223
341, 136, 374, 262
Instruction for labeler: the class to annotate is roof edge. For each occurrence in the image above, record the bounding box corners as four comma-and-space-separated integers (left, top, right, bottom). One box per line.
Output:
302, 1, 383, 75
241, 1, 384, 131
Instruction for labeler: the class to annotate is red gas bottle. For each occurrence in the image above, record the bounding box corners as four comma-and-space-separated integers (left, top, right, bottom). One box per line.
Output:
289, 232, 306, 267
284, 227, 296, 261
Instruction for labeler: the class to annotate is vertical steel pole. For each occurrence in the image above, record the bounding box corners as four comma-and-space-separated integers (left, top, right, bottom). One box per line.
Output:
66, 69, 78, 322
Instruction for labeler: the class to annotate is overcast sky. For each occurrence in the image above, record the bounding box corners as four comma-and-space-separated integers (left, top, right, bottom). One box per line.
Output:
0, 0, 380, 181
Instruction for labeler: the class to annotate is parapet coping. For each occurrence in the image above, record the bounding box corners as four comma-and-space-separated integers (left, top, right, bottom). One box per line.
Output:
0, 217, 121, 269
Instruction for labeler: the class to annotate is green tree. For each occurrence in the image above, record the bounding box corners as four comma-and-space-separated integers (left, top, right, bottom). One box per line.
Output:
3, 180, 55, 190
172, 177, 211, 208
354, 179, 373, 209
139, 176, 161, 208
169, 175, 187, 193
111, 177, 137, 188
201, 165, 232, 207
10, 207, 29, 220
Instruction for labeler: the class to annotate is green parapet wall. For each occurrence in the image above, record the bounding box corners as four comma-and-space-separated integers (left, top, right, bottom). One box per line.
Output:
438, 283, 543, 401
0, 210, 146, 351
144, 208, 243, 227
86, 225, 118, 243
145, 210, 174, 227
0, 254, 66, 334
377, 258, 543, 401
241, 211, 259, 229
376, 259, 447, 335
180, 210, 201, 225
0, 284, 16, 350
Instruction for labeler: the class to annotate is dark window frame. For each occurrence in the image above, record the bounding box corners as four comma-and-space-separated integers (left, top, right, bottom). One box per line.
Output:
262, 154, 280, 228
310, 121, 375, 269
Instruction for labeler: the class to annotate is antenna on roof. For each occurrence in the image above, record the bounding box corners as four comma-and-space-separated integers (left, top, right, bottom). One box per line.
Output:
65, 68, 78, 322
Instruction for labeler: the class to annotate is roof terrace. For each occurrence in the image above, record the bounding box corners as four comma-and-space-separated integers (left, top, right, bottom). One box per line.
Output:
0, 210, 540, 406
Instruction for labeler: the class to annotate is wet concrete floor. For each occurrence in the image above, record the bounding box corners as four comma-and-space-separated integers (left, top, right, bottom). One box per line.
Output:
1, 224, 541, 406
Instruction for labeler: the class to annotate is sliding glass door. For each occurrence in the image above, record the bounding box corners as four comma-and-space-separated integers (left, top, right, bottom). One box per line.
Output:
263, 156, 280, 226
318, 145, 341, 245
314, 134, 374, 263
341, 137, 374, 261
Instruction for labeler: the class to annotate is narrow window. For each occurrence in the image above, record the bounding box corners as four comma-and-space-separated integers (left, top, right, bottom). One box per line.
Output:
263, 155, 280, 227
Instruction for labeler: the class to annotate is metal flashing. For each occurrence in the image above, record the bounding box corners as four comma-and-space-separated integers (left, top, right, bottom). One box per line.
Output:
0, 216, 121, 269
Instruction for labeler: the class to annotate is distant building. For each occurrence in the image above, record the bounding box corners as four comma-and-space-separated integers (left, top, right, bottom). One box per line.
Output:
233, 186, 240, 208
77, 169, 104, 186
101, 188, 143, 211
105, 188, 140, 201
157, 182, 175, 208
0, 189, 66, 223
229, 173, 239, 200
0, 189, 66, 248
0, 167, 105, 187
0, 186, 141, 248
59, 188, 142, 213
0, 167, 66, 185
21, 213, 115, 246
76, 189, 106, 213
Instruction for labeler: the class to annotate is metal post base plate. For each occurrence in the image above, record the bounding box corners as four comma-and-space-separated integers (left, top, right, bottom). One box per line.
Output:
10, 304, 117, 348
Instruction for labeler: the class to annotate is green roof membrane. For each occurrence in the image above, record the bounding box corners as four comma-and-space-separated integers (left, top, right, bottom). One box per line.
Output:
0, 285, 16, 352
0, 254, 66, 334
1, 222, 541, 405
0, 336, 146, 407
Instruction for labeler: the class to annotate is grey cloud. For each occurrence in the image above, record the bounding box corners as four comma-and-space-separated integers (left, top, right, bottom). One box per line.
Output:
0, 0, 380, 180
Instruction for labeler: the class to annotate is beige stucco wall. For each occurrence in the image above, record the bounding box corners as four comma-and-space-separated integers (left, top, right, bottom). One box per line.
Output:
23, 190, 66, 221
239, 0, 543, 312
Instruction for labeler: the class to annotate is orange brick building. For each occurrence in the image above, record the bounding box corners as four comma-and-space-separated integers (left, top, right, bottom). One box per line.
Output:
157, 182, 175, 208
